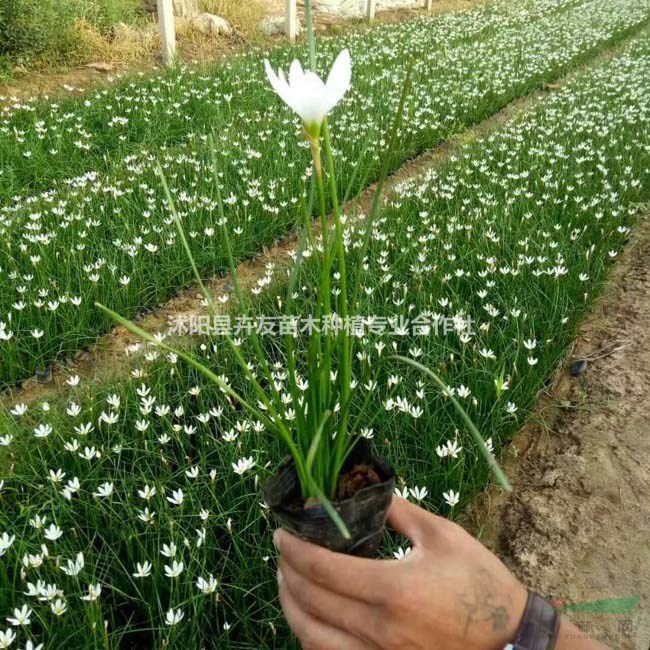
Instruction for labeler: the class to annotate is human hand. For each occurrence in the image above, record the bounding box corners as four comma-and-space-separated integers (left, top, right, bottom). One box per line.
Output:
274, 496, 528, 650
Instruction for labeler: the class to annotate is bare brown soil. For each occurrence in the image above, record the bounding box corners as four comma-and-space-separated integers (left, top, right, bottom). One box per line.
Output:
336, 463, 382, 500
464, 213, 650, 649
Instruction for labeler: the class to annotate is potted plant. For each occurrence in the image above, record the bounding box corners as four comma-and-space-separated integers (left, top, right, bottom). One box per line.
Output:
98, 0, 509, 557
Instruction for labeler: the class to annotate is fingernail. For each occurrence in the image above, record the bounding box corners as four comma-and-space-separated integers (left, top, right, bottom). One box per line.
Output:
272, 529, 281, 551
277, 568, 283, 585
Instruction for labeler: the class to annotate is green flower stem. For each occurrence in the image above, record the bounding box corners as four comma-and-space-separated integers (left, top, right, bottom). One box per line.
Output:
304, 0, 317, 72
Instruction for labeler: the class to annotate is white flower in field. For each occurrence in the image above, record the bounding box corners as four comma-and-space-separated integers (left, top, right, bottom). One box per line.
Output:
62, 477, 81, 500
164, 560, 184, 579
394, 486, 409, 500
166, 608, 185, 627
479, 348, 496, 360
232, 456, 255, 475
485, 437, 495, 453
437, 439, 463, 459
37, 583, 61, 602
393, 546, 412, 561
0, 533, 15, 557
66, 402, 81, 417
132, 561, 153, 578
50, 598, 67, 616
443, 490, 460, 508
138, 484, 157, 501
79, 446, 101, 461
196, 574, 218, 595
24, 641, 43, 650
410, 405, 423, 419
66, 375, 80, 387
264, 49, 351, 136
166, 488, 184, 506
223, 622, 231, 631
22, 554, 43, 570
0, 628, 16, 648
138, 508, 156, 525
33, 424, 52, 438
199, 509, 210, 521
49, 469, 65, 484
93, 482, 114, 498
61, 552, 84, 577
160, 542, 177, 558
74, 422, 94, 436
527, 356, 538, 366
457, 385, 471, 399
80, 583, 102, 602
523, 338, 537, 350
196, 527, 206, 548
6, 604, 31, 626
360, 427, 374, 439
44, 524, 63, 542
10, 404, 27, 417
505, 401, 518, 415
24, 581, 44, 598
409, 486, 428, 502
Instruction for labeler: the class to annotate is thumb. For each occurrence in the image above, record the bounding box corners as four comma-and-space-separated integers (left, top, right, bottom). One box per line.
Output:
387, 496, 431, 547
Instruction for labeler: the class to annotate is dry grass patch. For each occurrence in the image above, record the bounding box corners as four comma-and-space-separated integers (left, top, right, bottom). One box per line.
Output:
199, 0, 268, 35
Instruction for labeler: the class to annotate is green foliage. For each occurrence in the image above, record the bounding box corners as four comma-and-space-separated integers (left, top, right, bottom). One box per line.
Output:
0, 0, 143, 66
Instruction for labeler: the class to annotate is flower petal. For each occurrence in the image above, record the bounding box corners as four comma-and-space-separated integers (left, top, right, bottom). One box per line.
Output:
324, 49, 351, 113
264, 60, 295, 111
288, 58, 305, 89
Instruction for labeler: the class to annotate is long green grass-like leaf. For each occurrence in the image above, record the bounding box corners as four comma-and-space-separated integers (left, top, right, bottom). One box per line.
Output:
94, 302, 308, 486
388, 355, 512, 492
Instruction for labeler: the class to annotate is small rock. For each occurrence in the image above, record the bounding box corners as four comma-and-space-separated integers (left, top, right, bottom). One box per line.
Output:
85, 62, 114, 73
192, 13, 233, 37
261, 15, 302, 36
570, 359, 588, 376
540, 469, 562, 487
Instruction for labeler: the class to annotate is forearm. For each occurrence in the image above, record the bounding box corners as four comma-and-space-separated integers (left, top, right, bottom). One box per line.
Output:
555, 618, 611, 650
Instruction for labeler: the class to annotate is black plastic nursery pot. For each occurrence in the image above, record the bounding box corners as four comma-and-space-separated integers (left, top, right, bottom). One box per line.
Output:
263, 439, 395, 557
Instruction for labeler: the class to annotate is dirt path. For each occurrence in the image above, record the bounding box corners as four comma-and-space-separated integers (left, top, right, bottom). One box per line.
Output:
465, 212, 650, 649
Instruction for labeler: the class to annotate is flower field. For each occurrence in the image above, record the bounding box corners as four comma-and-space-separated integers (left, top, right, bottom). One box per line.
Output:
1, 0, 650, 648
1, 0, 650, 385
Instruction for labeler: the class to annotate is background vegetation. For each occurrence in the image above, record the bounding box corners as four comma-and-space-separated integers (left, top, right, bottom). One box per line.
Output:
0, 0, 266, 76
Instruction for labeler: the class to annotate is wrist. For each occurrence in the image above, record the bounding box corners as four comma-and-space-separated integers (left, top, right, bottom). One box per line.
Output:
502, 590, 564, 650
484, 581, 529, 650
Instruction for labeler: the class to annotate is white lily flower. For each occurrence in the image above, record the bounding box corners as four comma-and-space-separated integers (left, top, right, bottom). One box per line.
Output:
264, 49, 351, 136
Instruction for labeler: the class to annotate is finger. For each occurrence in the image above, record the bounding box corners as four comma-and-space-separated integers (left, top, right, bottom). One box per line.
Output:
280, 560, 384, 648
387, 496, 436, 548
274, 529, 397, 604
279, 573, 379, 650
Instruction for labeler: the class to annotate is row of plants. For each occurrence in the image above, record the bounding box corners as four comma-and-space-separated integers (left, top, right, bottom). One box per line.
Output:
0, 0, 583, 199
1, 0, 649, 386
0, 29, 648, 649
